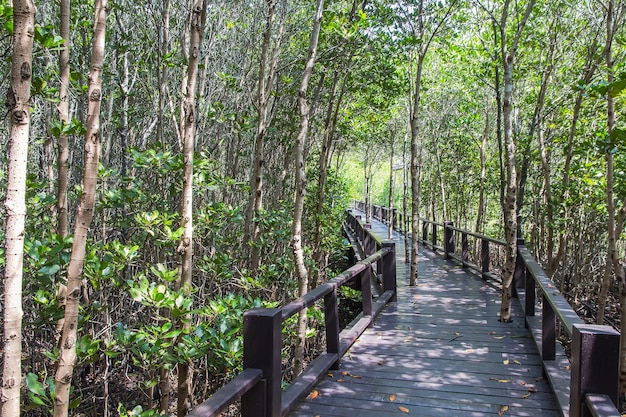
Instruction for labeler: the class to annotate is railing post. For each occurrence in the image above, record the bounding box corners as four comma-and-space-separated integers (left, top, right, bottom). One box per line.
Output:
444, 221, 454, 259
382, 241, 397, 302
324, 288, 340, 370
422, 221, 428, 244
513, 238, 526, 298
361, 266, 373, 316
461, 232, 469, 266
542, 295, 555, 361
431, 223, 437, 250
242, 309, 282, 417
524, 267, 535, 321
481, 239, 489, 280
570, 324, 620, 417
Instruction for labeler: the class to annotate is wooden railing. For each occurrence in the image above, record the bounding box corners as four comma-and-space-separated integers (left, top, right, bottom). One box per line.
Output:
364, 202, 621, 417
187, 210, 396, 417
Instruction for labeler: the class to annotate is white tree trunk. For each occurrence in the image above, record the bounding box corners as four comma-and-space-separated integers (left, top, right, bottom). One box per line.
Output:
2, 1, 36, 415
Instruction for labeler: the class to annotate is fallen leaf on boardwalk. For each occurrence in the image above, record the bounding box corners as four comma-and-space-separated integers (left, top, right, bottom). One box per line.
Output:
465, 349, 475, 353
398, 406, 410, 413
350, 375, 362, 379
488, 331, 497, 335
341, 371, 350, 376
327, 373, 334, 378
503, 359, 510, 365
308, 390, 319, 399
337, 379, 345, 382
498, 405, 509, 416
565, 365, 571, 371
513, 360, 522, 365
547, 283, 553, 288
493, 335, 506, 340
490, 378, 510, 383
527, 387, 537, 393
389, 394, 396, 402
378, 360, 385, 365
522, 393, 531, 399
519, 381, 527, 386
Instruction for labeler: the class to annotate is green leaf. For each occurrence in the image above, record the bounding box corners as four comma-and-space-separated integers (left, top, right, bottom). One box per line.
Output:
38, 264, 60, 276
26, 373, 46, 396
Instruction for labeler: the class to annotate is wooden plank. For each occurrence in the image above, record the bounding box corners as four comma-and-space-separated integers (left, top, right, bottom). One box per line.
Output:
186, 368, 262, 417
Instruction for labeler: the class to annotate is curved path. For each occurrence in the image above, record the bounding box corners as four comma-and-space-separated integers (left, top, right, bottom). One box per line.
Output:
288, 215, 560, 416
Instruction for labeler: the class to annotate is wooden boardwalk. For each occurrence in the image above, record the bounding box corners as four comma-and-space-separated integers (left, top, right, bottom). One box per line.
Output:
288, 217, 561, 416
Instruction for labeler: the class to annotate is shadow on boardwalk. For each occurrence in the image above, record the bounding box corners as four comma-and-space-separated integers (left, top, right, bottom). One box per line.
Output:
288, 216, 560, 417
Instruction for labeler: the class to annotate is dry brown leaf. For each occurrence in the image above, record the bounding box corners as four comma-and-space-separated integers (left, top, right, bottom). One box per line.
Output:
513, 360, 522, 365
522, 393, 531, 399
488, 331, 497, 335
378, 360, 385, 365
308, 390, 319, 400
351, 375, 362, 379
528, 386, 537, 393
341, 371, 350, 376
327, 373, 334, 378
389, 394, 396, 402
493, 335, 506, 340
498, 405, 509, 416
398, 406, 410, 413
519, 381, 527, 386
503, 359, 510, 365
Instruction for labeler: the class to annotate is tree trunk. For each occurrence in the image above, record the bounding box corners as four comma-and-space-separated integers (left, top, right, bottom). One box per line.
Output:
54, 1, 107, 416
475, 108, 489, 237
388, 131, 395, 240
244, 0, 286, 274
176, 2, 207, 415
409, 53, 425, 286
57, 0, 70, 238
2, 1, 36, 415
292, 0, 324, 378
498, 0, 536, 323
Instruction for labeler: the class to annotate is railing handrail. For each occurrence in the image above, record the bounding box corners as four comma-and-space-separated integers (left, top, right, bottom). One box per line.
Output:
187, 209, 397, 417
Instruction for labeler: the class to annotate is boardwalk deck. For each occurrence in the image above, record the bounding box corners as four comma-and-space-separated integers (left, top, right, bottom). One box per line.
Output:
287, 216, 561, 417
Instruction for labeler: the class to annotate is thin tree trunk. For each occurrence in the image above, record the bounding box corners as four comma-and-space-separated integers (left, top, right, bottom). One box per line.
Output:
410, 53, 425, 286
57, 0, 70, 237
388, 132, 395, 240
403, 132, 410, 262
475, 108, 489, 236
244, 0, 286, 273
292, 0, 324, 378
156, 0, 170, 148
2, 1, 35, 415
176, 2, 207, 415
54, 1, 107, 416
597, 0, 616, 326
499, 0, 536, 322
432, 131, 447, 220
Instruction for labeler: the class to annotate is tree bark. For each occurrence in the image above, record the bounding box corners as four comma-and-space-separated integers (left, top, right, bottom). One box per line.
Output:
57, 0, 71, 238
498, 0, 536, 322
176, 2, 207, 415
2, 1, 36, 415
292, 0, 324, 378
54, 1, 107, 416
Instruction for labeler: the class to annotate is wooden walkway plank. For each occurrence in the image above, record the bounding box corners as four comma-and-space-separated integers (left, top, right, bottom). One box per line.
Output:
287, 214, 561, 416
